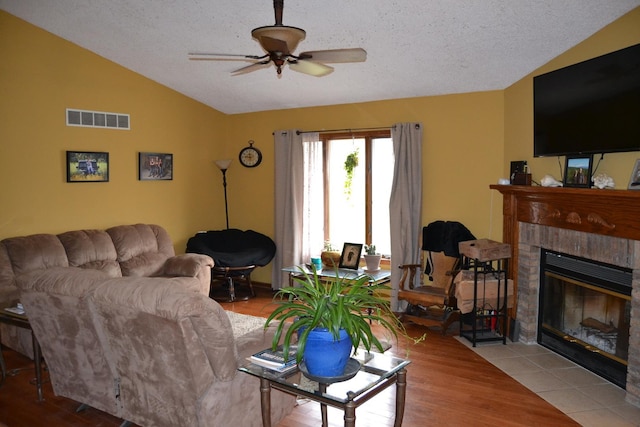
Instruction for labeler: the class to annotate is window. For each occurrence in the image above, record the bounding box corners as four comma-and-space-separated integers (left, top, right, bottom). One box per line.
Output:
320, 130, 393, 256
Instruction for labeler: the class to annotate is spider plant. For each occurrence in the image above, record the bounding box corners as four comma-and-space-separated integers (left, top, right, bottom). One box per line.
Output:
264, 266, 402, 363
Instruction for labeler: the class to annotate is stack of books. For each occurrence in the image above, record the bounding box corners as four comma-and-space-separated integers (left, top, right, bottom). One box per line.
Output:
249, 345, 298, 374
4, 302, 25, 316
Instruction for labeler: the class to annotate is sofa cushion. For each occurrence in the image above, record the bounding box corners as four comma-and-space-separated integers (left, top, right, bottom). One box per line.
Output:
107, 224, 174, 277
58, 229, 122, 277
2, 234, 69, 276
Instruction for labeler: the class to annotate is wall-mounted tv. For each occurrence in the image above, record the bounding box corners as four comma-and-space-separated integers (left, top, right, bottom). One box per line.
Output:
533, 43, 640, 157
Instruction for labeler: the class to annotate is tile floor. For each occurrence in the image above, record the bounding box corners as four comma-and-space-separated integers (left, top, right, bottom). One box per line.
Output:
455, 336, 640, 426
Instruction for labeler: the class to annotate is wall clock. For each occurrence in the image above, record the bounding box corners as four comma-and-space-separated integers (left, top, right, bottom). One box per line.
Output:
239, 140, 262, 168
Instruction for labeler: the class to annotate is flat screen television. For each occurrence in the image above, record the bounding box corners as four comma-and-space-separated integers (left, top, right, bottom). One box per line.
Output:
533, 43, 640, 157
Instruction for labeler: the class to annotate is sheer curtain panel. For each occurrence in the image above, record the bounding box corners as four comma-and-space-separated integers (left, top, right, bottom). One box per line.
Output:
272, 130, 321, 289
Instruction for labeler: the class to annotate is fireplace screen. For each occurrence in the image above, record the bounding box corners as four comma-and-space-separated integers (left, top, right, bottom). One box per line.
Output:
539, 250, 632, 387
541, 272, 630, 363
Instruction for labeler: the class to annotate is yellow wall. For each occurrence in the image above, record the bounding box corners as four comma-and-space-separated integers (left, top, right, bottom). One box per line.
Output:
0, 12, 228, 251
225, 93, 505, 282
504, 7, 640, 188
2, 8, 639, 285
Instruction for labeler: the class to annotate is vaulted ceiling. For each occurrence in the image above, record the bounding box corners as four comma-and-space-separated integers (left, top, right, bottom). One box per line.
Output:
2, 0, 639, 114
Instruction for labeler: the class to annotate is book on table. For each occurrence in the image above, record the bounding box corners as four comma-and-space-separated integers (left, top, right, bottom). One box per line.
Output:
249, 345, 298, 373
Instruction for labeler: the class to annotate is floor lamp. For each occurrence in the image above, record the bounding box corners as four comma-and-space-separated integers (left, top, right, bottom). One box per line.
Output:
215, 159, 232, 229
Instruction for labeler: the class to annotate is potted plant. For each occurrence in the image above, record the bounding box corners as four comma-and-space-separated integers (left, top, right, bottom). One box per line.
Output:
343, 149, 359, 199
320, 241, 341, 269
264, 267, 401, 377
363, 244, 382, 271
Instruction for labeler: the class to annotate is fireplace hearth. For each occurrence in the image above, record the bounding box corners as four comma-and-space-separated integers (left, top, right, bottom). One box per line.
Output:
490, 185, 640, 406
539, 250, 632, 388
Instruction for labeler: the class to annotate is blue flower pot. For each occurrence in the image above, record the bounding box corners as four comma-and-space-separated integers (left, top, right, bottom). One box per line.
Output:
302, 328, 353, 377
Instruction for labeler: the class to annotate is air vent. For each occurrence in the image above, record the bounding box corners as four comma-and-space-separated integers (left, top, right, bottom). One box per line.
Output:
66, 108, 130, 130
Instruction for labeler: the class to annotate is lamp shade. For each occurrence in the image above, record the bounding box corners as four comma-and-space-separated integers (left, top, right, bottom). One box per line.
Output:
215, 159, 232, 171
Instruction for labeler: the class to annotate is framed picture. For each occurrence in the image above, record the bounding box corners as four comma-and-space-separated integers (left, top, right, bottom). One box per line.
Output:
628, 159, 640, 190
66, 151, 109, 182
563, 155, 592, 188
139, 152, 173, 180
338, 243, 363, 270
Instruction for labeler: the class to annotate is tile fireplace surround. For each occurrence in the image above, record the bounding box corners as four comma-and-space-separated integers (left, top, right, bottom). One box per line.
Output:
490, 185, 640, 406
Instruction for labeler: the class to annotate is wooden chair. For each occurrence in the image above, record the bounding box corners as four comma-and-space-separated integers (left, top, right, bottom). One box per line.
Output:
398, 250, 461, 334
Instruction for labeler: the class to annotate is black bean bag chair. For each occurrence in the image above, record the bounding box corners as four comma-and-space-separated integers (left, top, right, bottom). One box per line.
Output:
186, 229, 276, 302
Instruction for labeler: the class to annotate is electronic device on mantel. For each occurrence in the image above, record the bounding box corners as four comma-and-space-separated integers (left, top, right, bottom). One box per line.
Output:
533, 43, 640, 158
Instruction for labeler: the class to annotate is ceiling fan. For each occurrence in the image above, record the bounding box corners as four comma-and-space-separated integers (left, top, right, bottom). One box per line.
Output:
188, 0, 366, 77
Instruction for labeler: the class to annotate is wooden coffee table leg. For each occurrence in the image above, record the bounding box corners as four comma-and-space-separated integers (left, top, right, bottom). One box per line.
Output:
319, 383, 328, 427
344, 400, 356, 427
260, 377, 271, 427
394, 368, 407, 427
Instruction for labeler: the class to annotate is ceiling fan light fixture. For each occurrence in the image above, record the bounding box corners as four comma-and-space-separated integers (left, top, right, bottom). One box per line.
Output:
251, 25, 306, 53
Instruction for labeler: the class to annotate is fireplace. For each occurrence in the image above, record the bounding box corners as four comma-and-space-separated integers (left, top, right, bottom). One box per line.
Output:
490, 185, 640, 406
538, 250, 632, 388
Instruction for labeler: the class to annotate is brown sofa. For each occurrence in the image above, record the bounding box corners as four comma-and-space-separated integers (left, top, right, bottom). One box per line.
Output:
0, 224, 296, 426
1, 224, 212, 356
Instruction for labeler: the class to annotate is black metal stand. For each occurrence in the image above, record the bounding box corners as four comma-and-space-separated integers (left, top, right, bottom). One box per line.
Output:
221, 168, 229, 229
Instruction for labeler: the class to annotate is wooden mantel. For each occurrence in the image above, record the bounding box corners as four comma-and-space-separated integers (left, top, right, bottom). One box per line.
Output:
490, 185, 640, 278
491, 185, 640, 240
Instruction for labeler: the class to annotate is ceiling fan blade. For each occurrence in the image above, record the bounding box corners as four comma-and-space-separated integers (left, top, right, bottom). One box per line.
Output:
288, 59, 334, 77
297, 48, 367, 63
188, 52, 266, 61
231, 61, 272, 76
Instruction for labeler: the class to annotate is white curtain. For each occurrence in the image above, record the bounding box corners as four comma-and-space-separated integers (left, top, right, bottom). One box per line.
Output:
389, 123, 423, 311
272, 130, 322, 289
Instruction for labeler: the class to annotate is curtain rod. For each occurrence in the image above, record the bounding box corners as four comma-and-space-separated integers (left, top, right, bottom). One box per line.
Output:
297, 124, 419, 135
273, 124, 421, 136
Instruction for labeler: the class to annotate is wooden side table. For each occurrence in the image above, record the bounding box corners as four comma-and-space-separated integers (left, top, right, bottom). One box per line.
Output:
0, 307, 44, 401
458, 239, 511, 347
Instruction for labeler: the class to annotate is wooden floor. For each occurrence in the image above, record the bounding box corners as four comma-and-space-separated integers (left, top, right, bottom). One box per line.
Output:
0, 290, 579, 427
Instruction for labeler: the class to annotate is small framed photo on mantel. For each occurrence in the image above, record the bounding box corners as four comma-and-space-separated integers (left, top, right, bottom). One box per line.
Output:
628, 159, 640, 190
563, 155, 592, 188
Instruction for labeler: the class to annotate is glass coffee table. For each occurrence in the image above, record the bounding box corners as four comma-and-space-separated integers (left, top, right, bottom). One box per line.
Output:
239, 351, 410, 427
282, 265, 391, 287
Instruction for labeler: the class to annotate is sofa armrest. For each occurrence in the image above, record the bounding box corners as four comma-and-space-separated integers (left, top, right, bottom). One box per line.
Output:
164, 254, 214, 295
164, 253, 213, 276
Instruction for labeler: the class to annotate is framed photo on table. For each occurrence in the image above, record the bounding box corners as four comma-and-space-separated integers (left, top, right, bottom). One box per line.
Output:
629, 159, 640, 190
563, 155, 592, 188
339, 243, 363, 270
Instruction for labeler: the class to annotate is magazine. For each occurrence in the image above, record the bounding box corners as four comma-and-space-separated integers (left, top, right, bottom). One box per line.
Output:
4, 302, 25, 316
249, 345, 298, 373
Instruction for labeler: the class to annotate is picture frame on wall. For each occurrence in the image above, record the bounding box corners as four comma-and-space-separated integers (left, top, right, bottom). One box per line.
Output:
628, 159, 640, 190
139, 152, 173, 180
66, 151, 109, 182
338, 243, 363, 270
563, 155, 592, 188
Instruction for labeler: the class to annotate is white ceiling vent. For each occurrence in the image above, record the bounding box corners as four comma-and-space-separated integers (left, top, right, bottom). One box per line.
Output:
66, 108, 130, 130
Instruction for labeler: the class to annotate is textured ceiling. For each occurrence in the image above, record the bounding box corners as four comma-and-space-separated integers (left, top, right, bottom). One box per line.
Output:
1, 0, 639, 114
